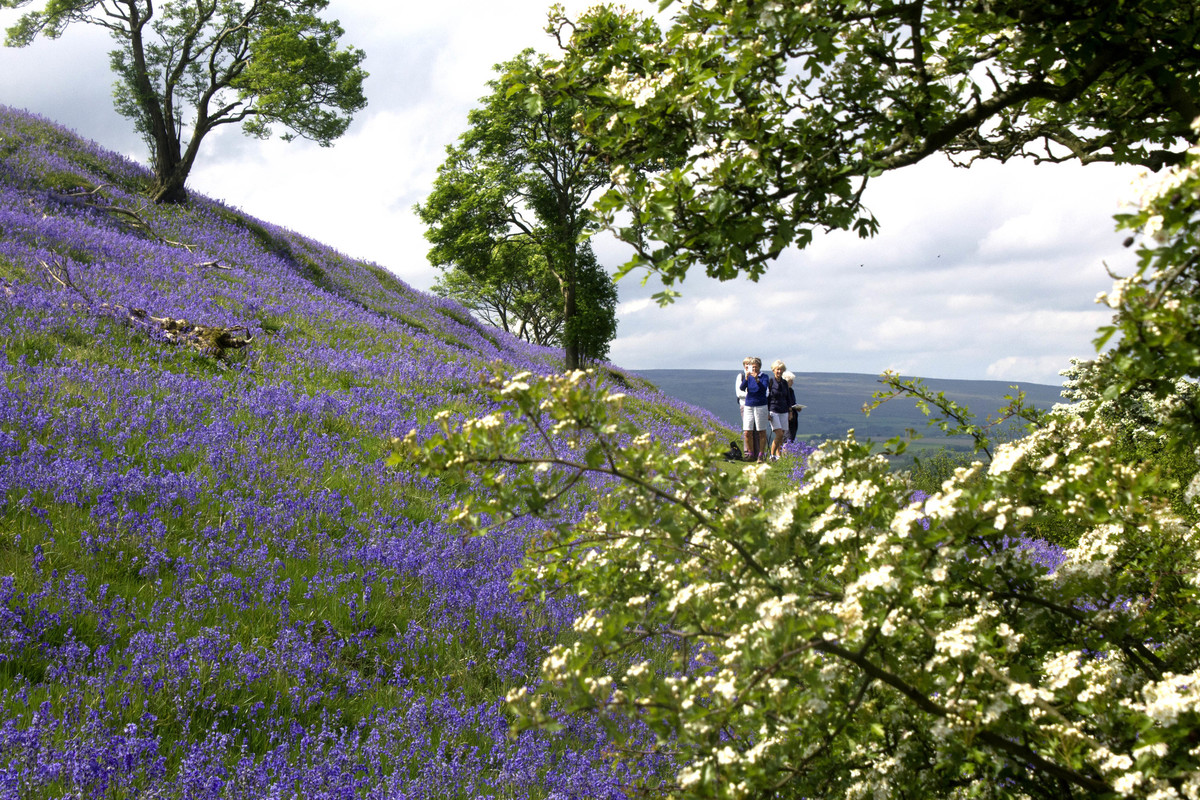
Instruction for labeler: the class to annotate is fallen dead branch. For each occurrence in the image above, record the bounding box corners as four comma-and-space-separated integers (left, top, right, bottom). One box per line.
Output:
114, 306, 254, 358
38, 257, 92, 303
37, 257, 253, 360
49, 184, 204, 255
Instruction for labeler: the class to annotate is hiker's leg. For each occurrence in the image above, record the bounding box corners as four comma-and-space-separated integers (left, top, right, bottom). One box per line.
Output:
741, 405, 755, 460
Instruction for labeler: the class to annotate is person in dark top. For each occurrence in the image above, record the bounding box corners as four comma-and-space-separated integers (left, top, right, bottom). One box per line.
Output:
783, 370, 800, 443
767, 360, 794, 460
739, 357, 770, 462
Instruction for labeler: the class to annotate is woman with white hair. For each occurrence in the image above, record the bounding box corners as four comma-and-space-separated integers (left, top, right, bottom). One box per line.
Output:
767, 360, 796, 460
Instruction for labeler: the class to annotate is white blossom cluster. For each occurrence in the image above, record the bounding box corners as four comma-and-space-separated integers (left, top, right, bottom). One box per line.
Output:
604, 64, 676, 109
460, 143, 1200, 796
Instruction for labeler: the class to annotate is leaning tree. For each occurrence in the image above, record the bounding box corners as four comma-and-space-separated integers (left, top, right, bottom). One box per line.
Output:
431, 238, 617, 363
431, 242, 566, 348
1, 0, 367, 203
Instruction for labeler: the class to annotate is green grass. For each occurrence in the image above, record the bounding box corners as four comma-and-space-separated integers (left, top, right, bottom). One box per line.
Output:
0, 112, 728, 795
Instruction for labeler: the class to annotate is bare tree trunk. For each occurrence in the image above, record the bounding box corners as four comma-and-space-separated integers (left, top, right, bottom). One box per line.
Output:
124, 2, 190, 204
148, 108, 202, 203
563, 275, 579, 370
150, 160, 190, 204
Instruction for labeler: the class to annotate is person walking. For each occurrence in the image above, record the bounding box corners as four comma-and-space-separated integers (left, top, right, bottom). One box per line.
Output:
739, 357, 771, 462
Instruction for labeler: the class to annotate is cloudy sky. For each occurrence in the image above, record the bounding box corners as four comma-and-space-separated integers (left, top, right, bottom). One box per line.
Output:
0, 1, 1141, 386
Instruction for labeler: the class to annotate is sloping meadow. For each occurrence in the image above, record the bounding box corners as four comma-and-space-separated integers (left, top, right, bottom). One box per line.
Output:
0, 106, 733, 798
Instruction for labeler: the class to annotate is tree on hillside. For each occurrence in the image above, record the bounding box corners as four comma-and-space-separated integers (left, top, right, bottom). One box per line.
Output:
410, 132, 1200, 798
399, 2, 1200, 797
534, 0, 1200, 298
432, 244, 564, 348
1, 0, 367, 204
565, 242, 618, 363
431, 238, 618, 363
415, 49, 626, 370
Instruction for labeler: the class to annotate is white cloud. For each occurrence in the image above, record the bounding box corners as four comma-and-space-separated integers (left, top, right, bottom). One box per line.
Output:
616, 298, 655, 316
979, 212, 1064, 257
986, 356, 1078, 382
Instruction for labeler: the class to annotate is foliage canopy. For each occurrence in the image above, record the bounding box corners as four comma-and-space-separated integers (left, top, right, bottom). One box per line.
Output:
536, 0, 1200, 297
410, 130, 1200, 796
405, 0, 1200, 796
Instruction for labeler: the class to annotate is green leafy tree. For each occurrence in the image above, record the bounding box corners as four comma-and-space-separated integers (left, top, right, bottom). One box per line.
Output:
536, 0, 1200, 299
431, 239, 618, 362
405, 133, 1200, 793
416, 49, 623, 370
565, 243, 617, 363
431, 243, 565, 347
1, 0, 367, 203
396, 1, 1200, 795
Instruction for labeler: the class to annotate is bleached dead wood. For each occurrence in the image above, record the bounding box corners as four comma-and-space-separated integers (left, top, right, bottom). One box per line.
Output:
37, 258, 253, 359
49, 185, 210, 257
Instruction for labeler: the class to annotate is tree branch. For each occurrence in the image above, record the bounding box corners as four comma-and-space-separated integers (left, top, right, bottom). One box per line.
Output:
814, 639, 1111, 794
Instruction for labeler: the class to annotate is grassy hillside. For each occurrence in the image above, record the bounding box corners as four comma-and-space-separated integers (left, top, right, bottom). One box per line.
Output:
0, 106, 741, 798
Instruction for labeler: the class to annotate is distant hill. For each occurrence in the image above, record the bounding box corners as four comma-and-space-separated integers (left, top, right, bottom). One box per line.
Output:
635, 369, 1066, 453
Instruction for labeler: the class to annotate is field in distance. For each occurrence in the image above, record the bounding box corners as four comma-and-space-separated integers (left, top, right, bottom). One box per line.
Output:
635, 369, 1066, 459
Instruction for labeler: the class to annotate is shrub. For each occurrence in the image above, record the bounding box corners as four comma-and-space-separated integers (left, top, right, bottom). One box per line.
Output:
413, 130, 1200, 798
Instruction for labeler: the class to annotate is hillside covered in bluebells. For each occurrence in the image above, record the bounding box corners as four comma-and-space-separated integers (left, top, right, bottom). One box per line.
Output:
0, 105, 753, 797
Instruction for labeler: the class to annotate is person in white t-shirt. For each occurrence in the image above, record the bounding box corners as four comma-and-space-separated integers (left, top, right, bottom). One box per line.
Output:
734, 356, 753, 458
735, 356, 753, 410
